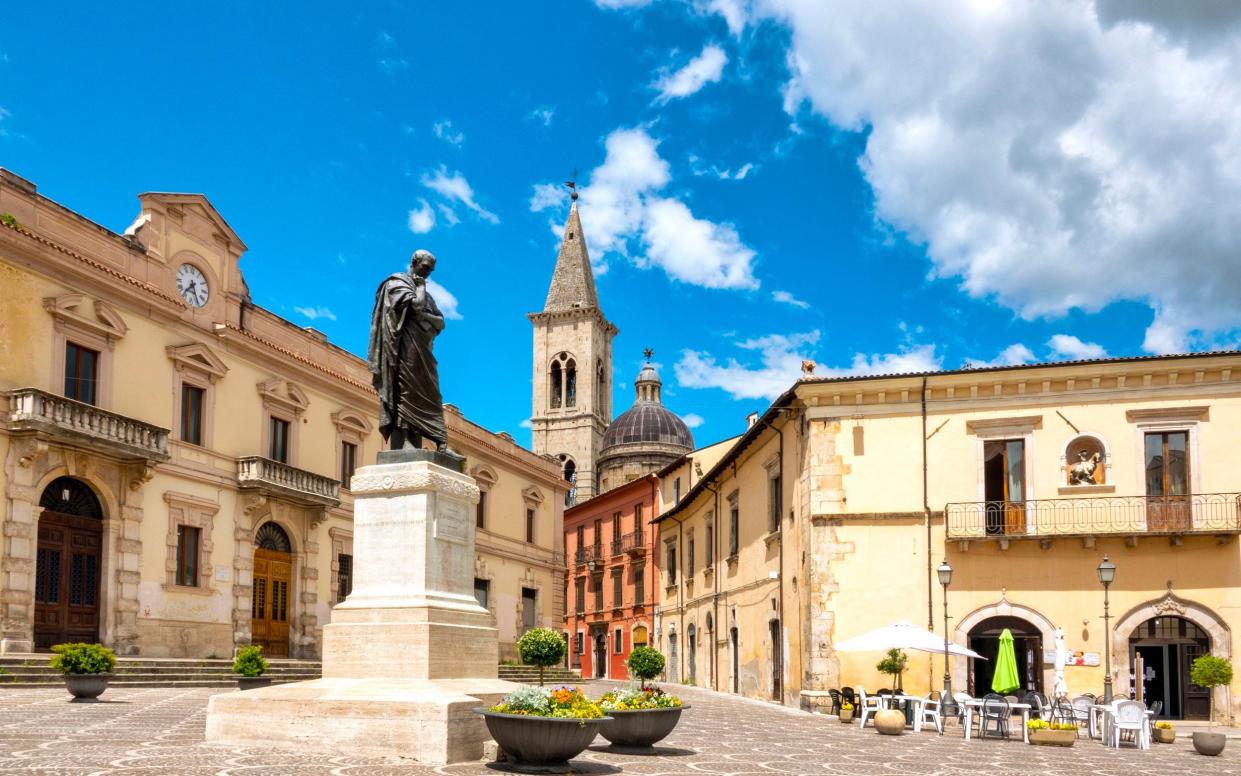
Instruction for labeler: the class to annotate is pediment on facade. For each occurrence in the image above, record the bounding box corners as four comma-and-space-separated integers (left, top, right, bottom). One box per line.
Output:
470, 463, 498, 488
331, 409, 372, 435
257, 378, 310, 415
43, 294, 128, 344
166, 342, 229, 382
522, 485, 545, 506
139, 192, 247, 252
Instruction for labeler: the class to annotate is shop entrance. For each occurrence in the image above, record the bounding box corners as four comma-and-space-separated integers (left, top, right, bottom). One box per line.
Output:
968, 616, 1043, 695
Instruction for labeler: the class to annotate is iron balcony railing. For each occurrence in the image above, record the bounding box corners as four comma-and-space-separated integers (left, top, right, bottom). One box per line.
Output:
574, 545, 601, 565
945, 493, 1241, 540
237, 455, 340, 508
7, 387, 169, 461
619, 530, 646, 555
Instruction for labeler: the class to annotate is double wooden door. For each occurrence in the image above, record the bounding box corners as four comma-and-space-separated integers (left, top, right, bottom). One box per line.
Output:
252, 547, 291, 657
34, 511, 102, 649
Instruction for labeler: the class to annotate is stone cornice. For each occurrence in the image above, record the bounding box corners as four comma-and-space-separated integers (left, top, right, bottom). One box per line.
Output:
348, 462, 481, 503
527, 306, 619, 336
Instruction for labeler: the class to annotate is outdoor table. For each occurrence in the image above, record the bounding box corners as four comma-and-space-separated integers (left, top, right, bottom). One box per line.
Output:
961, 699, 1032, 743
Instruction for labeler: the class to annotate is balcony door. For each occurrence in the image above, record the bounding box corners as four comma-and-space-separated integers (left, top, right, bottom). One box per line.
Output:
252, 522, 292, 657
1145, 431, 1191, 532
34, 478, 103, 650
984, 439, 1026, 535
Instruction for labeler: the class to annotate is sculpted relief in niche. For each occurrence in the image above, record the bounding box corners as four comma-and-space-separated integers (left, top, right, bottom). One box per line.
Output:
1065, 435, 1106, 485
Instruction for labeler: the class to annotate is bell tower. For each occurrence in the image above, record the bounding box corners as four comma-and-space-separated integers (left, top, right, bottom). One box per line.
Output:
528, 189, 616, 504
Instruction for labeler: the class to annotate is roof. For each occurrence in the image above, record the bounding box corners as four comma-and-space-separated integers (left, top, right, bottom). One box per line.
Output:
543, 201, 600, 313
602, 402, 695, 451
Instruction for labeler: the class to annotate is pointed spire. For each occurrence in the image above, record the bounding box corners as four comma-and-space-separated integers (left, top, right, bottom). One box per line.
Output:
543, 196, 601, 313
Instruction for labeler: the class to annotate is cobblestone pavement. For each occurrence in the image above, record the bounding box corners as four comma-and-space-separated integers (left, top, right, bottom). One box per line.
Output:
1, 681, 1238, 775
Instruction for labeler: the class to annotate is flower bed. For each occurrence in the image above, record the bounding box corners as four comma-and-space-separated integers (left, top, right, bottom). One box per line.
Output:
596, 687, 688, 750
489, 685, 604, 719
597, 687, 683, 711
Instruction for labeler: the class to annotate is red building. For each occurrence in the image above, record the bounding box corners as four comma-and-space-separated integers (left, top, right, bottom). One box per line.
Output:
563, 474, 659, 679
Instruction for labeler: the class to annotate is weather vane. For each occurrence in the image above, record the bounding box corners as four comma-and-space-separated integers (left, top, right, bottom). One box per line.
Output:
565, 168, 579, 201
643, 348, 654, 361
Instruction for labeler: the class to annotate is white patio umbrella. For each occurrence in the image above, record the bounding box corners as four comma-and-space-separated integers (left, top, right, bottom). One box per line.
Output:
1053, 627, 1068, 700
834, 620, 986, 659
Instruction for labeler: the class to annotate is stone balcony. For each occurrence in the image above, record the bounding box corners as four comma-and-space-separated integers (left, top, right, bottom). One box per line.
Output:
945, 492, 1241, 548
6, 387, 169, 462
237, 456, 340, 508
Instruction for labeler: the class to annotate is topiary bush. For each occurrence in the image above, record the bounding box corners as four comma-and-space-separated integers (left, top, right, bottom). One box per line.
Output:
876, 648, 909, 691
233, 644, 269, 677
626, 646, 666, 689
517, 627, 566, 686
1190, 654, 1233, 728
49, 643, 117, 675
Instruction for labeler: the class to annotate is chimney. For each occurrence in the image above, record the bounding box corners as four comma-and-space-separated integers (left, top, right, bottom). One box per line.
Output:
746, 412, 759, 429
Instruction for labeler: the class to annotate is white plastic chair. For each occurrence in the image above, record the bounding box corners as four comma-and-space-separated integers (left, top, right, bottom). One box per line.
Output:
914, 692, 943, 734
1111, 701, 1149, 749
953, 692, 973, 734
857, 687, 883, 728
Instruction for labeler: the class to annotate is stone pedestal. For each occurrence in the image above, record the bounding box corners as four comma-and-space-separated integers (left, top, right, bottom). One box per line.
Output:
206, 460, 519, 764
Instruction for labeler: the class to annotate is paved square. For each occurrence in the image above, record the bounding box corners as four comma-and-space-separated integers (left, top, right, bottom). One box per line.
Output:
0, 682, 1236, 775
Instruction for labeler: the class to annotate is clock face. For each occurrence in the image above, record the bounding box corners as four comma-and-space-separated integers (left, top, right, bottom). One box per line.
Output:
176, 264, 209, 308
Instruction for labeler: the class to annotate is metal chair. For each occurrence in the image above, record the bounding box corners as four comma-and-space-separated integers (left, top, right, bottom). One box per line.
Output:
980, 693, 1010, 739
841, 686, 857, 712
828, 688, 842, 716
1147, 700, 1163, 738
1021, 691, 1046, 720
1071, 695, 1096, 738
914, 692, 943, 734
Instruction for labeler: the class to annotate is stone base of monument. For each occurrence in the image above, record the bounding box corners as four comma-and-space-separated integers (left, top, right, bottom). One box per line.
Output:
205, 459, 520, 765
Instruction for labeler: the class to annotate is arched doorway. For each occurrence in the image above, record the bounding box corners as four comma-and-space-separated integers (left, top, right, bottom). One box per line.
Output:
34, 477, 103, 649
668, 631, 679, 682
593, 631, 607, 678
252, 522, 292, 657
1130, 616, 1211, 720
968, 616, 1044, 695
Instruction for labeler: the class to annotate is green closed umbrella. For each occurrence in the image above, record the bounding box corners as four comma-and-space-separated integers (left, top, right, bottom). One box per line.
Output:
991, 628, 1021, 695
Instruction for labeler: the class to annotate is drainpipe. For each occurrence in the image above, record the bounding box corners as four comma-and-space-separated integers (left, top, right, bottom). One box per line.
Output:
758, 409, 790, 703
705, 481, 722, 691
922, 377, 933, 689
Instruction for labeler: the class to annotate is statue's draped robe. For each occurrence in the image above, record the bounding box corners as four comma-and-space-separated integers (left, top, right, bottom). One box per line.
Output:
367, 272, 447, 446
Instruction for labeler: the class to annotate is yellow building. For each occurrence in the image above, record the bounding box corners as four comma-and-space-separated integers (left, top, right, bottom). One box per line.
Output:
657, 354, 1241, 722
0, 168, 563, 660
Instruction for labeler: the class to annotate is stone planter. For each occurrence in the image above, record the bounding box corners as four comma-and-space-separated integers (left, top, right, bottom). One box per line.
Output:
1028, 729, 1076, 747
874, 708, 906, 735
64, 673, 112, 702
839, 708, 854, 723
598, 706, 688, 750
1193, 731, 1227, 756
1152, 727, 1176, 744
477, 710, 612, 772
237, 676, 272, 691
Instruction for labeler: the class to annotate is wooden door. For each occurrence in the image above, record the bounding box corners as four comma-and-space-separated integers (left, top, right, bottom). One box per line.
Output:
252, 547, 291, 657
1146, 431, 1191, 532
984, 440, 1026, 535
34, 511, 102, 649
1183, 642, 1210, 720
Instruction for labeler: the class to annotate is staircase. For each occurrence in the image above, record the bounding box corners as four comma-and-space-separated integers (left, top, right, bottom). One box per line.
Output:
0, 656, 322, 687
498, 664, 584, 684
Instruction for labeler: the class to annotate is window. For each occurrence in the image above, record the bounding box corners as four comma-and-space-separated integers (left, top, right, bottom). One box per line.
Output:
175, 526, 199, 586
574, 577, 585, 614
593, 573, 603, 611
269, 417, 291, 463
613, 512, 622, 541
634, 567, 644, 605
983, 439, 1026, 535
550, 360, 563, 408
525, 508, 536, 543
614, 628, 623, 654
634, 625, 648, 647
180, 384, 204, 444
634, 503, 643, 530
474, 577, 490, 609
1145, 430, 1191, 531
666, 541, 677, 585
574, 632, 585, 654
612, 567, 623, 608
337, 554, 353, 603
729, 495, 740, 557
565, 359, 577, 407
768, 473, 782, 533
476, 490, 487, 529
593, 519, 602, 553
576, 524, 584, 551
706, 520, 714, 569
687, 532, 696, 576
340, 441, 357, 490
64, 342, 99, 405
674, 477, 681, 502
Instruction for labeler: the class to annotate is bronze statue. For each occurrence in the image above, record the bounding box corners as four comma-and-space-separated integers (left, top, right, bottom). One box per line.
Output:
367, 249, 449, 453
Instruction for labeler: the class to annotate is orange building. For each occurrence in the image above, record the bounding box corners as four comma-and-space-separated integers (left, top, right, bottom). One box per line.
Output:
563, 474, 659, 679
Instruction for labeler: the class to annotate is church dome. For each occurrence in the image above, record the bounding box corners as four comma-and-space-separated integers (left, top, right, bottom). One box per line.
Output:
602, 401, 694, 450
597, 359, 693, 493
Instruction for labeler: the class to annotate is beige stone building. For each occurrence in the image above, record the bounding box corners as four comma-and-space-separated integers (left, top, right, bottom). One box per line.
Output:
657, 353, 1241, 722
0, 168, 564, 660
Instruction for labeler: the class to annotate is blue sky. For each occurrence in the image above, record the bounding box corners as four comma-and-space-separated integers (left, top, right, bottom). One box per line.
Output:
4, 1, 1240, 449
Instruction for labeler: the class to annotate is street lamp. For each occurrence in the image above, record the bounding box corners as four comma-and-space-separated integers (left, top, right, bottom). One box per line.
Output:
586, 559, 597, 574
1097, 555, 1116, 704
937, 559, 956, 720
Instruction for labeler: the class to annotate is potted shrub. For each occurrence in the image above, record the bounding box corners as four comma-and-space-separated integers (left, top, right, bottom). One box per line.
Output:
839, 700, 855, 723
49, 643, 116, 702
1027, 719, 1076, 746
627, 645, 665, 690
1152, 720, 1176, 744
597, 685, 688, 750
873, 648, 909, 734
477, 685, 612, 770
517, 627, 566, 687
1190, 654, 1233, 756
233, 645, 270, 690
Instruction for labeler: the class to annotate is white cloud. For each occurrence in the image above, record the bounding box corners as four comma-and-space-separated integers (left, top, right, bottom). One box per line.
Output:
421, 166, 499, 224
594, 0, 654, 7
530, 182, 569, 213
519, 418, 533, 429
675, 330, 941, 400
965, 343, 1036, 368
432, 119, 465, 147
426, 279, 462, 320
378, 57, 409, 73
772, 289, 810, 309
1047, 334, 1108, 361
528, 106, 556, 126
653, 44, 729, 103
436, 203, 460, 226
0, 106, 9, 137
532, 127, 758, 289
407, 199, 435, 234
689, 155, 756, 180
682, 412, 706, 429
294, 306, 336, 322
748, 0, 1241, 353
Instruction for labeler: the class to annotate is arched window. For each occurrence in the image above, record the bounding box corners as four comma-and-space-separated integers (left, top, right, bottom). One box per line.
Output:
39, 477, 103, 517
255, 522, 292, 552
550, 361, 563, 409
596, 359, 606, 415
563, 458, 577, 507
565, 359, 577, 408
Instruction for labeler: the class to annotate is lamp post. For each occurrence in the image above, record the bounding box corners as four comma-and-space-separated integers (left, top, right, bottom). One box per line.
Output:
1097, 555, 1116, 704
937, 559, 956, 720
